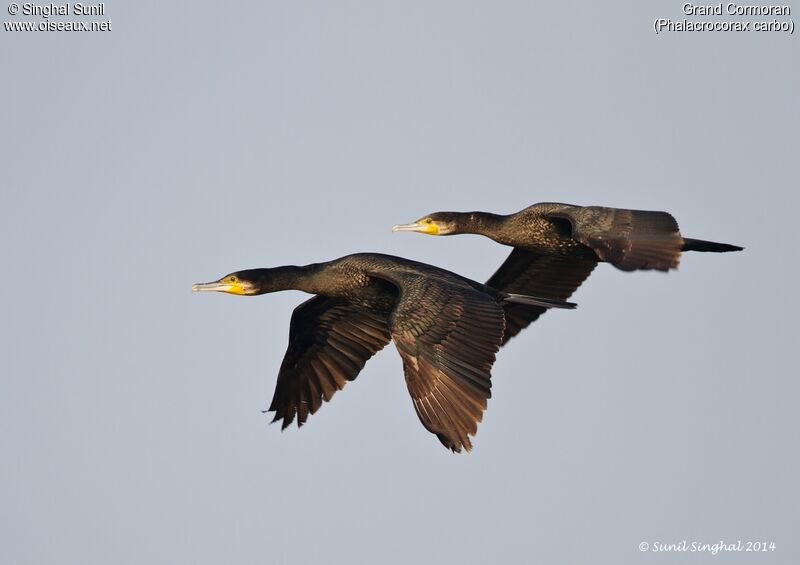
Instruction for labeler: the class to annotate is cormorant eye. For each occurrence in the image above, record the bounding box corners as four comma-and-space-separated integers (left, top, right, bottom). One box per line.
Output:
230, 276, 238, 283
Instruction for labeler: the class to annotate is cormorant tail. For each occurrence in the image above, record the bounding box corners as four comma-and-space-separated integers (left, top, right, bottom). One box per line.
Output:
505, 293, 577, 310
682, 238, 743, 253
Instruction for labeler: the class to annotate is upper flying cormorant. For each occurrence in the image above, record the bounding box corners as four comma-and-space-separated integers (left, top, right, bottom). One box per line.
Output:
393, 203, 742, 344
193, 252, 575, 452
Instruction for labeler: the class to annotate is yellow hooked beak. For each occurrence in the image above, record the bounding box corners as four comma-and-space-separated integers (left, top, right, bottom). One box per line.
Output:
391, 219, 440, 235
192, 276, 248, 295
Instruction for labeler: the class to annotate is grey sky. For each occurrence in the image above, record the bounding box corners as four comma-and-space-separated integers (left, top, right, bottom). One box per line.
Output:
1, 1, 797, 564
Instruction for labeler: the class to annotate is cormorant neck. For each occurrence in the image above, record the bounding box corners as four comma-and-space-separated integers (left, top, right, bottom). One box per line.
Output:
455, 212, 510, 239
245, 265, 322, 295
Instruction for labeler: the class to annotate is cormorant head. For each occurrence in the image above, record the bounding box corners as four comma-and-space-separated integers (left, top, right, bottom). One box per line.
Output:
392, 212, 461, 236
192, 271, 261, 295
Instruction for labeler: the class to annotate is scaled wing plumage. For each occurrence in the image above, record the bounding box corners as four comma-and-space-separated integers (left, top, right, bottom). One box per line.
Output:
548, 207, 684, 271
372, 270, 506, 452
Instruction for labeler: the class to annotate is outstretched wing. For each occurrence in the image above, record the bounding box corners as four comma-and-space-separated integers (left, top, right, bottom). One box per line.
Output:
373, 271, 505, 452
548, 206, 683, 271
486, 248, 597, 344
268, 295, 392, 429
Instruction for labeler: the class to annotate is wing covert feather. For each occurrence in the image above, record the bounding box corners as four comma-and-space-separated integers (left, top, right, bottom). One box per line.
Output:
548, 207, 683, 271
377, 271, 505, 452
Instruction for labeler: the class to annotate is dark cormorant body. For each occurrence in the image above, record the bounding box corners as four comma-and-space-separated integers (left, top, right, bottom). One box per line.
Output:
193, 252, 575, 452
393, 203, 742, 344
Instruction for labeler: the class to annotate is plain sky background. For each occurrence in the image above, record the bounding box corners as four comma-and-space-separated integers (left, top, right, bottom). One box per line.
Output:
1, 2, 797, 564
